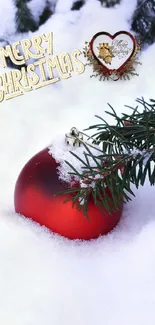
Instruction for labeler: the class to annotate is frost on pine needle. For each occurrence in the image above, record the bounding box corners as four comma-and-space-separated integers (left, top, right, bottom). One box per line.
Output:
127, 148, 153, 166
143, 152, 153, 166
80, 174, 101, 188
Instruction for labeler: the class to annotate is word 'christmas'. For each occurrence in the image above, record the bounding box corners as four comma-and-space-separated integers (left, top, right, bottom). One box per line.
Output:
0, 32, 85, 102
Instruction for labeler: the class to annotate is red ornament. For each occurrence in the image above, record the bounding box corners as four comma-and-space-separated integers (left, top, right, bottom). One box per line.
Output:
14, 148, 123, 240
124, 120, 134, 126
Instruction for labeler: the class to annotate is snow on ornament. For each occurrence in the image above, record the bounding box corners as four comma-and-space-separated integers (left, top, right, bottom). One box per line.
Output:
49, 127, 101, 185
14, 128, 123, 240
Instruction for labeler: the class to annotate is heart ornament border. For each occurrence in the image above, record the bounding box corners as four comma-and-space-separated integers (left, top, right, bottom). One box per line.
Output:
89, 31, 137, 77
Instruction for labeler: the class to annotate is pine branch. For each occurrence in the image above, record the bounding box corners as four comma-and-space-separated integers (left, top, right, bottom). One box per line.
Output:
15, 0, 38, 32
39, 1, 56, 27
98, 0, 121, 7
55, 98, 155, 218
131, 0, 155, 45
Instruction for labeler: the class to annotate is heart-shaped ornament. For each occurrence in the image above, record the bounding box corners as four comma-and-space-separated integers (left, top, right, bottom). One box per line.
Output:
90, 31, 136, 75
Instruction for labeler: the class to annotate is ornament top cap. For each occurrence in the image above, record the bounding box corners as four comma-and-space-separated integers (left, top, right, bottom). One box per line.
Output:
65, 127, 83, 147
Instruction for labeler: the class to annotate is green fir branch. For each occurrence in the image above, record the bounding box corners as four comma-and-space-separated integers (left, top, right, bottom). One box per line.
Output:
55, 98, 155, 218
15, 0, 38, 32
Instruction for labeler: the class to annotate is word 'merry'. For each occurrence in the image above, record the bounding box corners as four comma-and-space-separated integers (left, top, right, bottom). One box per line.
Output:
0, 32, 85, 102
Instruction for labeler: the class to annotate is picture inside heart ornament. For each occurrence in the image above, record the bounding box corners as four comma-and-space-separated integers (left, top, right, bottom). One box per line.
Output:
89, 31, 136, 74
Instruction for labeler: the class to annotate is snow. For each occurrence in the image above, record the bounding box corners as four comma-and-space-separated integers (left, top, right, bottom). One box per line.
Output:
1, 0, 155, 324
0, 0, 16, 39
28, 0, 58, 23
49, 134, 102, 183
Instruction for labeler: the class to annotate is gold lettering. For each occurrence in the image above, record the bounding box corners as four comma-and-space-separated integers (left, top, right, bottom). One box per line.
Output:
35, 78, 60, 90
2, 71, 15, 94
47, 56, 71, 79
11, 70, 22, 92
32, 36, 45, 57
20, 39, 33, 61
27, 64, 40, 86
59, 52, 73, 76
42, 32, 53, 55
21, 67, 32, 91
12, 41, 25, 64
0, 77, 4, 103
0, 45, 25, 68
72, 49, 85, 74
21, 39, 43, 60
34, 58, 46, 81
6, 92, 23, 101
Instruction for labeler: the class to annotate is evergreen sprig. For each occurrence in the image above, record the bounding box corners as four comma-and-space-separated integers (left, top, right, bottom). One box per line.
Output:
15, 0, 38, 33
56, 98, 155, 218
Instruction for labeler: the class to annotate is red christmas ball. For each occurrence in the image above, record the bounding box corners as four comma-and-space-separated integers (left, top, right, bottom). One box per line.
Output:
14, 148, 123, 240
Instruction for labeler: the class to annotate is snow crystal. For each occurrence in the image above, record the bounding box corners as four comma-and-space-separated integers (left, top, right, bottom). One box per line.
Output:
127, 148, 153, 166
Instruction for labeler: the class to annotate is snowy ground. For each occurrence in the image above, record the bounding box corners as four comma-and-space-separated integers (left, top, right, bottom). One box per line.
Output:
0, 0, 155, 324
